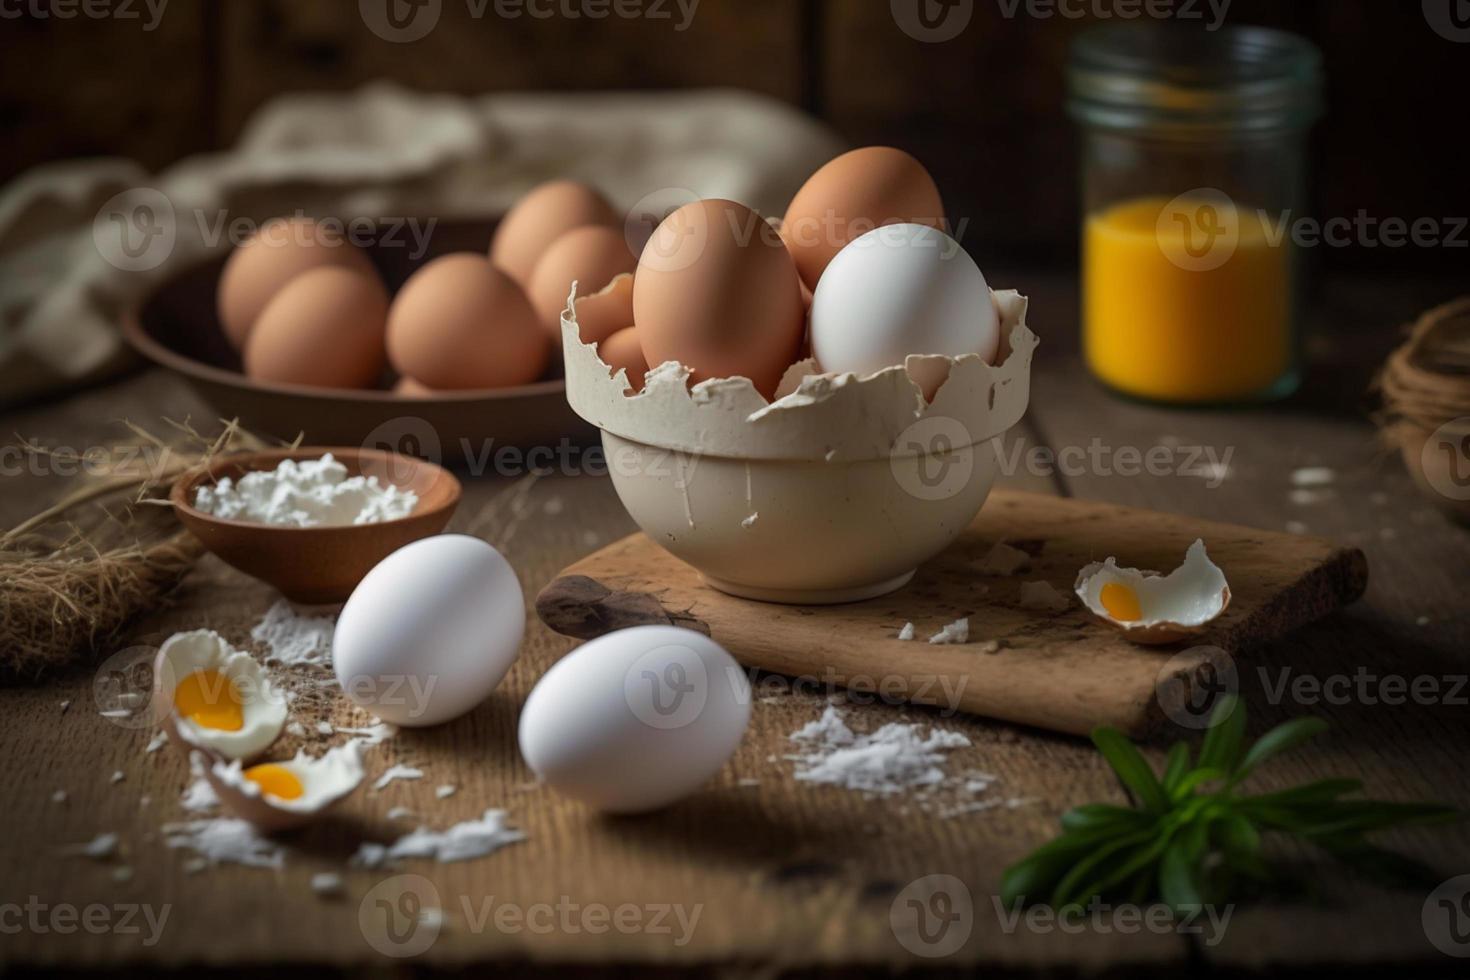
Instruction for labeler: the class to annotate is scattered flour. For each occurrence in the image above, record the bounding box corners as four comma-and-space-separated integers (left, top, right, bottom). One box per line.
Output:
435, 785, 457, 800
181, 775, 220, 813
251, 600, 336, 668
338, 722, 397, 746
1018, 581, 1070, 613
51, 790, 67, 804
59, 700, 71, 713
163, 818, 284, 869
928, 618, 969, 645
110, 770, 126, 784
896, 622, 915, 641
311, 872, 344, 896
192, 453, 417, 528
741, 512, 759, 528
59, 832, 118, 860
973, 541, 1030, 576
374, 765, 425, 791
387, 806, 416, 821
286, 721, 307, 738
351, 809, 524, 867
787, 707, 971, 794
145, 731, 168, 754
1291, 466, 1335, 487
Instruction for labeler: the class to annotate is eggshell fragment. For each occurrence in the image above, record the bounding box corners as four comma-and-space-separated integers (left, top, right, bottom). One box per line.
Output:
571, 273, 634, 346
153, 630, 287, 763
204, 744, 364, 832
633, 198, 805, 400
490, 179, 619, 288
387, 253, 549, 389
242, 266, 389, 390
528, 227, 638, 340
782, 146, 945, 291
218, 216, 376, 351
518, 625, 751, 813
597, 326, 647, 393
1074, 539, 1231, 645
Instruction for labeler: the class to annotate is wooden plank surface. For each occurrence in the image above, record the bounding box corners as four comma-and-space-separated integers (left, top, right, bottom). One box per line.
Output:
537, 491, 1367, 736
1, 273, 1467, 974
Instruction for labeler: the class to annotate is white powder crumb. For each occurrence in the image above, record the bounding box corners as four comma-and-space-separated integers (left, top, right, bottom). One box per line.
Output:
374, 765, 424, 791
973, 542, 1030, 576
316, 721, 335, 736
51, 790, 67, 804
351, 809, 524, 867
193, 453, 417, 528
387, 806, 416, 820
311, 872, 344, 896
939, 799, 1002, 818
787, 707, 971, 795
164, 818, 284, 870
339, 722, 397, 746
286, 721, 306, 738
896, 622, 915, 641
1417, 615, 1431, 627
1289, 488, 1334, 506
928, 618, 969, 645
59, 700, 71, 713
60, 832, 119, 860
975, 639, 1001, 655
543, 497, 564, 516
145, 731, 168, 754
1285, 520, 1308, 535
737, 778, 760, 787
112, 866, 134, 883
581, 530, 601, 548
1018, 581, 1070, 613
139, 796, 151, 808
741, 512, 758, 528
181, 776, 220, 813
110, 770, 126, 784
1291, 466, 1335, 487
419, 907, 447, 930
435, 785, 457, 800
252, 600, 336, 668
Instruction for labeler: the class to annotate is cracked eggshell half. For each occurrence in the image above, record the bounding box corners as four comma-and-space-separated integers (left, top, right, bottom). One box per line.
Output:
153, 630, 287, 763
1074, 539, 1231, 645
203, 744, 365, 831
558, 285, 1036, 603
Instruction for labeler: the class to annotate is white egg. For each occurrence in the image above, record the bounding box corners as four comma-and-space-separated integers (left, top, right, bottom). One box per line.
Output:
810, 223, 999, 380
333, 534, 524, 726
154, 630, 287, 762
518, 625, 751, 813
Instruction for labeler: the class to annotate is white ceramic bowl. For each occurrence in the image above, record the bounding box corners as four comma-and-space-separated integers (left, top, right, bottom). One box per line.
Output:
562, 282, 1037, 604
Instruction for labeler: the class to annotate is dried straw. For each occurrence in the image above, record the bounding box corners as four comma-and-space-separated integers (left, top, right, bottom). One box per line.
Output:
1375, 297, 1470, 450
0, 420, 267, 681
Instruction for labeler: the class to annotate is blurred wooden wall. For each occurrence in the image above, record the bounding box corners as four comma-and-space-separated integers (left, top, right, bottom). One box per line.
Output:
1, 0, 1463, 270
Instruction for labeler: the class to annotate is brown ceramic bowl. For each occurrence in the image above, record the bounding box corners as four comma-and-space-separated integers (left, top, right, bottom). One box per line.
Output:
120, 218, 594, 458
171, 447, 461, 604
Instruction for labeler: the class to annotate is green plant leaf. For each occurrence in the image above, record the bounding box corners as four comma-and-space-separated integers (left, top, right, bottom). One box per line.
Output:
1159, 839, 1205, 912
1061, 804, 1151, 833
1161, 742, 1192, 796
1197, 694, 1246, 775
1092, 727, 1170, 813
1231, 717, 1329, 786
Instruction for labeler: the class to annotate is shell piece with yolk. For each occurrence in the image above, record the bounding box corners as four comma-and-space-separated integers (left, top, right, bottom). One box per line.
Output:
205, 744, 365, 831
153, 630, 287, 762
1074, 539, 1230, 645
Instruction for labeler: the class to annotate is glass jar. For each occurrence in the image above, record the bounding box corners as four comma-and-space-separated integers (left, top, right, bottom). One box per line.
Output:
1068, 25, 1322, 405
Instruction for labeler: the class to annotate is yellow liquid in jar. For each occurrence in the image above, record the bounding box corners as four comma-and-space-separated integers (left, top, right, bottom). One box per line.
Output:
1083, 196, 1292, 404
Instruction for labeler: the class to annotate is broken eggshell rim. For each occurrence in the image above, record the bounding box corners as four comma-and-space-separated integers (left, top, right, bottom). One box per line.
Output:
559, 279, 1037, 461
152, 630, 288, 764
204, 743, 366, 829
1072, 541, 1232, 643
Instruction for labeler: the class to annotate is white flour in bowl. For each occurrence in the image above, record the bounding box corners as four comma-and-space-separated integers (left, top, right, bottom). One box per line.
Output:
192, 453, 417, 527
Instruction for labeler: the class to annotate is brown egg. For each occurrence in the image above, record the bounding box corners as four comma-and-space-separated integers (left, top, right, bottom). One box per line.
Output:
218, 217, 376, 351
489, 180, 619, 288
597, 326, 647, 392
392, 376, 437, 397
527, 226, 638, 340
781, 146, 945, 291
387, 253, 549, 389
242, 266, 388, 389
571, 273, 634, 346
633, 198, 804, 399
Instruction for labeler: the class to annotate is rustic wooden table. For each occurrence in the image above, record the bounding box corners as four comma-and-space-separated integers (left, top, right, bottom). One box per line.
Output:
3, 272, 1467, 976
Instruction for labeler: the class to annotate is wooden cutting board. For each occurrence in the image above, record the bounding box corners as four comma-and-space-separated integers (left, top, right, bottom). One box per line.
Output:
535, 490, 1368, 737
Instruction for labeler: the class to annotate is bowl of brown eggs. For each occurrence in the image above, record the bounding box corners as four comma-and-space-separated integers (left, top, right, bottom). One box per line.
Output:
121, 181, 648, 456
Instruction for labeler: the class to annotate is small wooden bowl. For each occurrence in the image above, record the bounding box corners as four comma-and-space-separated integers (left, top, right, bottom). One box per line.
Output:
170, 447, 461, 603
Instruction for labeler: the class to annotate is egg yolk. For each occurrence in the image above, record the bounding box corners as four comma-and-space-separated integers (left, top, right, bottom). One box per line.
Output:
243, 764, 304, 801
173, 669, 244, 731
1099, 581, 1143, 623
